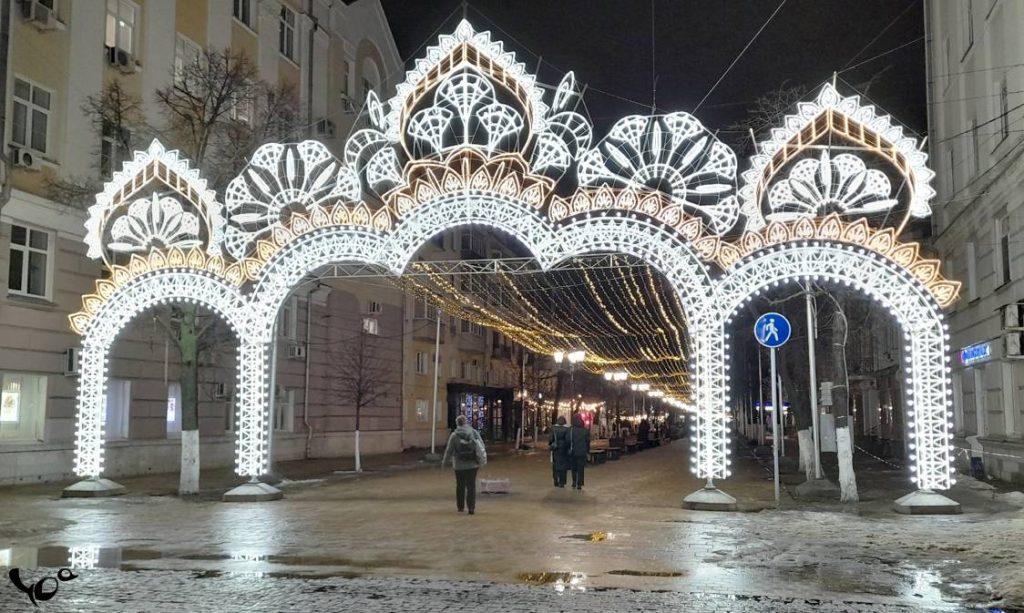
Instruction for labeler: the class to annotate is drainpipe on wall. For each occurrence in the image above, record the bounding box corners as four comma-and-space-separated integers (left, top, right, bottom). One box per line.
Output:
0, 0, 12, 221
305, 0, 316, 139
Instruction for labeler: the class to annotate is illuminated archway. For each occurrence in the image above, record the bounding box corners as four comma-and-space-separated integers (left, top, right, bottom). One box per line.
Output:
65, 20, 959, 511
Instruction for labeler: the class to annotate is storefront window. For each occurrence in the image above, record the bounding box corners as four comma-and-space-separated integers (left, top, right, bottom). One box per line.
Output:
0, 373, 47, 442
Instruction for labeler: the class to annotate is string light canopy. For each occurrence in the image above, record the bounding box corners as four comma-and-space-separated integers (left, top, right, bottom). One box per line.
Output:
67, 19, 960, 512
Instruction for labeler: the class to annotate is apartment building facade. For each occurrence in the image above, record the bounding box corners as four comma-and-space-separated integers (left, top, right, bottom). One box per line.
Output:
926, 0, 1024, 483
0, 0, 406, 483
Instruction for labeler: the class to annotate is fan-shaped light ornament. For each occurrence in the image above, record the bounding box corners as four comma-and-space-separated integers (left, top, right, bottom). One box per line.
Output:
108, 194, 203, 253
767, 151, 897, 221
739, 82, 935, 232
530, 72, 593, 173
222, 140, 360, 259
577, 112, 739, 234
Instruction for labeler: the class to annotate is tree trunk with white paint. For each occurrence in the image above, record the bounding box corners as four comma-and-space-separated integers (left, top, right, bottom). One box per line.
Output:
179, 430, 200, 494
797, 428, 814, 480
178, 305, 200, 496
837, 426, 859, 502
354, 429, 362, 473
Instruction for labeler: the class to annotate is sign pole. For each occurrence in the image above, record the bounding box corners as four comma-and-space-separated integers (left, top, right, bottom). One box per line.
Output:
806, 290, 823, 480
770, 347, 781, 504
429, 307, 442, 456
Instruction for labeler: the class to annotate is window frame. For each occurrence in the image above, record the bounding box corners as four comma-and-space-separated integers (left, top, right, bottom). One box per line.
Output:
279, 5, 297, 62
174, 33, 202, 85
415, 351, 429, 375
274, 387, 294, 432
100, 120, 132, 179
232, 0, 256, 31
362, 317, 379, 336
10, 75, 53, 156
7, 222, 54, 300
996, 217, 1012, 287
279, 296, 298, 340
105, 0, 138, 55
0, 372, 47, 443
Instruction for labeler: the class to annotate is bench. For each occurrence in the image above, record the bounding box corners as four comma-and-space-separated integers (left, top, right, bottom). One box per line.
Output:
587, 449, 607, 464
605, 447, 623, 461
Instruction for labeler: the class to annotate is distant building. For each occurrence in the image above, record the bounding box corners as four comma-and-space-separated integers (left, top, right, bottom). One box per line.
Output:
926, 0, 1024, 483
0, 0, 406, 483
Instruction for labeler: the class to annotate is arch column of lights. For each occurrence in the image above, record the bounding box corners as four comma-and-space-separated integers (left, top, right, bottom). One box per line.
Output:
65, 19, 961, 512
63, 268, 250, 496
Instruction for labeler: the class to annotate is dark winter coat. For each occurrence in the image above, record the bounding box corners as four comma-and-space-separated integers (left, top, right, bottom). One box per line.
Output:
549, 424, 570, 471
442, 425, 487, 470
567, 425, 590, 459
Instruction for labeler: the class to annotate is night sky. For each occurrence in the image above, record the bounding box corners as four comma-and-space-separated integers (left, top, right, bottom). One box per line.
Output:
379, 0, 926, 139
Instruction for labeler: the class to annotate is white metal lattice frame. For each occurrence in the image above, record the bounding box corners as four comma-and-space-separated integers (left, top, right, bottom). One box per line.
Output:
73, 270, 248, 478
716, 242, 954, 490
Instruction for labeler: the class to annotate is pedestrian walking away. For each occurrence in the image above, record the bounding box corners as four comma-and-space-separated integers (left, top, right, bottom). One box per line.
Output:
549, 416, 570, 487
441, 415, 487, 514
568, 413, 590, 491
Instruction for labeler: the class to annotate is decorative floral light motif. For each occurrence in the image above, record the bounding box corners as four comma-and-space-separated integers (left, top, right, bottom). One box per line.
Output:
740, 82, 935, 232
108, 194, 202, 253
223, 140, 361, 259
767, 151, 896, 221
577, 113, 739, 235
530, 72, 592, 173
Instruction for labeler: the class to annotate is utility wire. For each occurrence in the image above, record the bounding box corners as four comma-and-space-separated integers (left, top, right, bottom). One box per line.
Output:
841, 0, 919, 70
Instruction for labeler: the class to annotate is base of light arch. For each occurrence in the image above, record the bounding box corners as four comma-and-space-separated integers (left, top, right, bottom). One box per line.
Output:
893, 490, 961, 515
222, 480, 284, 503
682, 486, 737, 511
62, 477, 126, 498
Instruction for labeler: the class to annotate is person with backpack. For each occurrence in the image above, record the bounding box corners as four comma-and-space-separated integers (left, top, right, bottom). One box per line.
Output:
568, 413, 590, 491
441, 415, 487, 514
549, 416, 570, 487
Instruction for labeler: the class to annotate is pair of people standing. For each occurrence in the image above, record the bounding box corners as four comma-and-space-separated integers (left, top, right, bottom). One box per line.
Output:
442, 415, 487, 514
549, 414, 590, 490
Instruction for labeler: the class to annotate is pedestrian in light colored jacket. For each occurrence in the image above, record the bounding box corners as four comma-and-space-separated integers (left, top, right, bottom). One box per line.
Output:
441, 415, 487, 514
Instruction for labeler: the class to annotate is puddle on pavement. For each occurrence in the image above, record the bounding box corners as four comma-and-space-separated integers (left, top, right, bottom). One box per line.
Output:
608, 569, 685, 577
0, 546, 162, 570
517, 571, 587, 592
560, 531, 608, 542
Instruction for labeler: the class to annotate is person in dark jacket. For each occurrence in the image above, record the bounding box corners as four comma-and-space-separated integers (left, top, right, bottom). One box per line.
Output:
441, 415, 487, 514
548, 416, 570, 487
567, 413, 590, 490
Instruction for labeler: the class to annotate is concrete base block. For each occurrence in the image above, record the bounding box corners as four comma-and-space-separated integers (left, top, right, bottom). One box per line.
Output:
682, 486, 737, 511
893, 490, 961, 515
479, 478, 510, 494
794, 478, 841, 501
422, 452, 442, 463
222, 481, 283, 502
62, 478, 126, 498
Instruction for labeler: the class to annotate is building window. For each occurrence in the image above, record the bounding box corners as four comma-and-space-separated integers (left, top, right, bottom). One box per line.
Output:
274, 388, 294, 431
461, 319, 471, 333
279, 5, 296, 61
279, 296, 298, 340
416, 352, 429, 375
166, 382, 182, 437
230, 90, 254, 124
0, 373, 47, 442
105, 0, 137, 55
362, 317, 379, 335
970, 117, 980, 176
105, 379, 131, 441
961, 0, 974, 58
997, 217, 1011, 286
174, 34, 202, 84
233, 0, 254, 29
459, 230, 473, 251
998, 78, 1010, 142
415, 399, 428, 422
966, 242, 978, 301
11, 77, 51, 155
7, 224, 51, 298
367, 300, 382, 314
943, 37, 952, 94
100, 121, 131, 179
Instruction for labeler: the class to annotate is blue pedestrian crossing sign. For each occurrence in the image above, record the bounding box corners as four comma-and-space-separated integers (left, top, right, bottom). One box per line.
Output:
754, 312, 791, 348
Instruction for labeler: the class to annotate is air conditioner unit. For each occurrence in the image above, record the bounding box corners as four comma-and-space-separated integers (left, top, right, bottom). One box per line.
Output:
288, 344, 307, 359
63, 348, 81, 377
20, 1, 58, 30
1002, 303, 1024, 330
12, 147, 41, 170
213, 382, 231, 400
315, 118, 336, 138
1006, 331, 1024, 358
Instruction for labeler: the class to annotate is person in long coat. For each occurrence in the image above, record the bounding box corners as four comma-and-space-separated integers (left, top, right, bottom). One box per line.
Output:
568, 413, 590, 490
549, 416, 570, 487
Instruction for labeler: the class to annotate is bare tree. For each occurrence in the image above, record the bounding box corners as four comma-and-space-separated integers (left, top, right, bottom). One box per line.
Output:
331, 328, 393, 472
47, 49, 301, 495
